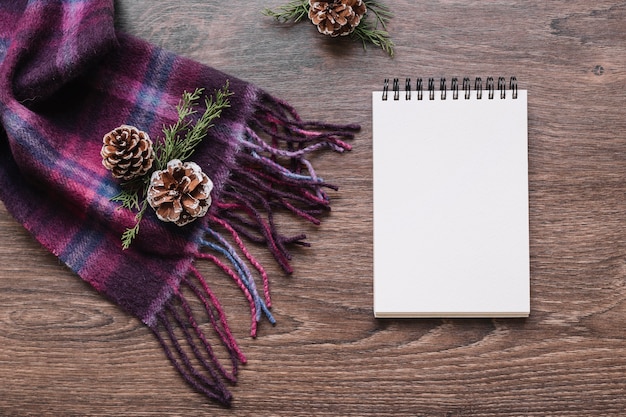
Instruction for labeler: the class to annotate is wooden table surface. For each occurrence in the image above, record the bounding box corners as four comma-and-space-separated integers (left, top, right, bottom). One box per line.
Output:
2, 1, 626, 415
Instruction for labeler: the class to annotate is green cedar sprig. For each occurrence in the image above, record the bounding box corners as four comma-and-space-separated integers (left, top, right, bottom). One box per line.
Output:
262, 0, 309, 23
112, 82, 232, 249
262, 0, 394, 57
351, 1, 394, 56
154, 83, 232, 171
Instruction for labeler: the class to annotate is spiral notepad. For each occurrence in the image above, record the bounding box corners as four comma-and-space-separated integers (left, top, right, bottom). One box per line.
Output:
373, 76, 529, 318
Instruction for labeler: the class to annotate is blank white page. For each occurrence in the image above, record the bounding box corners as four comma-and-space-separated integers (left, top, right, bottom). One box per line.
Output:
372, 88, 529, 318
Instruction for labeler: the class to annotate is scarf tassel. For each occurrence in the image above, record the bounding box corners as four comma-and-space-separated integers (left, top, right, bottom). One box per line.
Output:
150, 94, 358, 406
150, 267, 246, 407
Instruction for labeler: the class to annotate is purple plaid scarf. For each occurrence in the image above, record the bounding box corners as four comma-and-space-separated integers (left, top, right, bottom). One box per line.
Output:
0, 0, 358, 406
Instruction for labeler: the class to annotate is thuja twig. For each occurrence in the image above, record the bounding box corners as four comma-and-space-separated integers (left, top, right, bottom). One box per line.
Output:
154, 82, 232, 170
263, 0, 394, 57
113, 82, 232, 249
262, 0, 309, 23
353, 1, 394, 57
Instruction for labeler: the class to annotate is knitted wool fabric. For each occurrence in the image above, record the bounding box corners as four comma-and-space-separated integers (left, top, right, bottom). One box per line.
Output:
0, 0, 358, 407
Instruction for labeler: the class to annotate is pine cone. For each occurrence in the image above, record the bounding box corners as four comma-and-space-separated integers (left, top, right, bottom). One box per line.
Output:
147, 159, 213, 226
308, 0, 367, 37
101, 125, 155, 181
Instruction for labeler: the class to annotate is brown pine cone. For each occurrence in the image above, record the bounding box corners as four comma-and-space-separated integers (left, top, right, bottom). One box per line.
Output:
308, 0, 367, 37
147, 159, 213, 226
101, 125, 155, 181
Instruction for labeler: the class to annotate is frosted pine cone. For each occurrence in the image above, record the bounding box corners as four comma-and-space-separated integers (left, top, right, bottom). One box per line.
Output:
308, 0, 367, 37
101, 125, 155, 181
147, 159, 213, 226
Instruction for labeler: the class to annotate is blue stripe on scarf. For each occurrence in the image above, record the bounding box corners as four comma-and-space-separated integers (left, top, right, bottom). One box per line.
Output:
1, 104, 110, 192
0, 37, 9, 64
127, 47, 175, 130
1, 105, 117, 268
1, 106, 61, 169
59, 220, 104, 273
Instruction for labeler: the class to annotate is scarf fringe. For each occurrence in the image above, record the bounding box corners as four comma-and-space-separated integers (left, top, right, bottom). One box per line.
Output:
213, 93, 357, 274
199, 220, 275, 336
150, 267, 246, 407
151, 93, 359, 406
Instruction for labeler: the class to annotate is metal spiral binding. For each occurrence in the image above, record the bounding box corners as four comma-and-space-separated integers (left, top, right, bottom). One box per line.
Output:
463, 77, 471, 99
497, 76, 506, 99
382, 76, 519, 101
428, 78, 435, 100
440, 78, 447, 100
416, 78, 423, 100
510, 76, 518, 99
393, 78, 400, 100
486, 77, 495, 99
382, 78, 389, 101
475, 77, 483, 99
405, 78, 411, 100
451, 78, 459, 100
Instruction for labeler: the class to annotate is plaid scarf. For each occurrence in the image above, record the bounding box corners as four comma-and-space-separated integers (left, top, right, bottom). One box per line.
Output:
0, 0, 358, 406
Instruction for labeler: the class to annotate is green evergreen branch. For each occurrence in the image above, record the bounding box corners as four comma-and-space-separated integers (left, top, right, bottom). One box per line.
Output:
120, 200, 148, 250
154, 82, 232, 170
111, 82, 232, 249
263, 0, 394, 57
154, 88, 201, 170
176, 82, 232, 163
364, 0, 393, 30
353, 23, 395, 58
262, 0, 309, 23
353, 0, 395, 57
111, 188, 141, 211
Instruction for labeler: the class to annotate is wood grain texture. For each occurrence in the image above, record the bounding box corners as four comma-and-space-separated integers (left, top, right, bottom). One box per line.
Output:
1, 0, 626, 415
